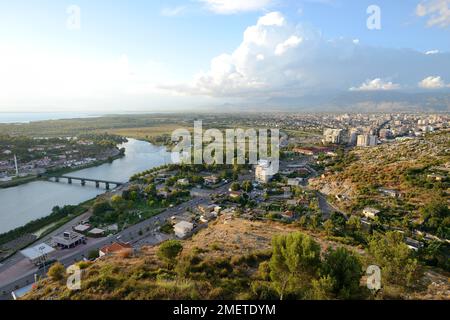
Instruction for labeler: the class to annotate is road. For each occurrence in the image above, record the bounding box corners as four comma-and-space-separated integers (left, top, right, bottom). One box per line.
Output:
0, 181, 234, 300
302, 163, 348, 221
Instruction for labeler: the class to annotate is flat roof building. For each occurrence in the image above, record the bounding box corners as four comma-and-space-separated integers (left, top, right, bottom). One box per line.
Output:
89, 228, 105, 237
74, 224, 91, 233
174, 221, 194, 239
20, 243, 56, 265
362, 207, 380, 219
52, 231, 86, 249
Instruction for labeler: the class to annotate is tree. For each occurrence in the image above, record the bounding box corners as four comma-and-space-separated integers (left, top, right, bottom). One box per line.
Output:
144, 183, 157, 197
242, 180, 253, 193
321, 247, 363, 299
157, 240, 183, 267
87, 250, 99, 260
47, 262, 66, 281
323, 220, 335, 236
269, 232, 321, 300
346, 216, 361, 234
309, 275, 335, 300
298, 215, 308, 228
230, 182, 241, 191
111, 195, 128, 212
93, 200, 113, 216
130, 191, 139, 202
420, 201, 450, 237
310, 214, 321, 230
368, 231, 419, 286
191, 175, 204, 184
331, 212, 347, 230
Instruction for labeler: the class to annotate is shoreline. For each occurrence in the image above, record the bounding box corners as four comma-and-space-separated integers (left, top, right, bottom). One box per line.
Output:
0, 147, 128, 261
0, 182, 130, 263
0, 150, 125, 190
0, 198, 96, 262
0, 137, 168, 262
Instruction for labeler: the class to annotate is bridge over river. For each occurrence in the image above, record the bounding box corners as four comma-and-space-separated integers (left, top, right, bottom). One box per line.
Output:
43, 175, 124, 190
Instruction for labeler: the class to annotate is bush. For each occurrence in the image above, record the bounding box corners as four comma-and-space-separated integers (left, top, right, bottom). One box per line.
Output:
269, 232, 321, 300
47, 262, 66, 281
321, 247, 363, 299
368, 231, 419, 286
87, 250, 100, 260
93, 201, 113, 216
160, 223, 174, 234
157, 240, 183, 266
77, 261, 92, 270
209, 242, 222, 251
251, 281, 279, 300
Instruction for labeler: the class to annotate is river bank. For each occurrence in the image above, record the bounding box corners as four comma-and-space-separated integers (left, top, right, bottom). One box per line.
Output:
0, 149, 125, 189
0, 198, 95, 262
0, 138, 172, 260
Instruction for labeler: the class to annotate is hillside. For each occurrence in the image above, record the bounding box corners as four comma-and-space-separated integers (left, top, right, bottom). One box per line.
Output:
25, 215, 449, 300
310, 131, 449, 228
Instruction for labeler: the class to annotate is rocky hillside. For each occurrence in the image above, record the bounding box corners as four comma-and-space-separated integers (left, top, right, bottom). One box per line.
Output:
310, 131, 449, 221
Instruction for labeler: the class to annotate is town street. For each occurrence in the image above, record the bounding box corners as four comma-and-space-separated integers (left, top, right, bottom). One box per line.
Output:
0, 181, 233, 300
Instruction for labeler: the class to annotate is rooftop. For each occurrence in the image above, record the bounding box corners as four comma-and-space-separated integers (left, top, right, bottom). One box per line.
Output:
20, 243, 55, 261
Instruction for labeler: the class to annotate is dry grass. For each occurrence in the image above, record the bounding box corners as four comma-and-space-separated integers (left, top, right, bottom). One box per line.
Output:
102, 124, 191, 141
181, 216, 365, 259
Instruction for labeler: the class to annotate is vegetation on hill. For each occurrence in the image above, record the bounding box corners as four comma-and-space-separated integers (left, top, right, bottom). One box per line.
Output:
311, 131, 449, 235
25, 217, 448, 300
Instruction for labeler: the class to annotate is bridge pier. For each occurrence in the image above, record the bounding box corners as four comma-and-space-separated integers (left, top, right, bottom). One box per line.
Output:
48, 175, 122, 190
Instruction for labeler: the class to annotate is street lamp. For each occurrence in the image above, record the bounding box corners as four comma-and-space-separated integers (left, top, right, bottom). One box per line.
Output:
38, 246, 48, 274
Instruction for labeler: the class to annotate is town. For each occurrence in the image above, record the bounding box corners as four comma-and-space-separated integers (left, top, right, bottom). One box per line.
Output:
0, 112, 448, 300
0, 134, 126, 186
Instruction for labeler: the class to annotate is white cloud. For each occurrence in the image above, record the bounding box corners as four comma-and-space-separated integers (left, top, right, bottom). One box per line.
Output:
350, 79, 400, 91
416, 0, 450, 27
161, 6, 186, 17
275, 36, 303, 56
425, 49, 440, 54
257, 11, 285, 26
0, 44, 196, 111
419, 76, 448, 88
200, 0, 273, 14
159, 12, 450, 99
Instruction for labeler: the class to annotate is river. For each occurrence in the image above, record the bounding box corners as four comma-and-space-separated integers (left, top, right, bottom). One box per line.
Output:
0, 139, 172, 234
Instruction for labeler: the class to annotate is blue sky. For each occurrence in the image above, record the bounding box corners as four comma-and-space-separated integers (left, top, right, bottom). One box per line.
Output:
0, 0, 449, 112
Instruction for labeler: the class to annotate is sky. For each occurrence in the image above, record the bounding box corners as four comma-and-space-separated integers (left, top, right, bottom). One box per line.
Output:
0, 0, 449, 112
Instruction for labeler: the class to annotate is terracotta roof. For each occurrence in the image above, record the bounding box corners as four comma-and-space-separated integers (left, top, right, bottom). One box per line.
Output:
100, 242, 132, 255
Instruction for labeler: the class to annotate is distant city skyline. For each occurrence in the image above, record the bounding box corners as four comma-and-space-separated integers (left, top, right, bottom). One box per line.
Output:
0, 0, 449, 112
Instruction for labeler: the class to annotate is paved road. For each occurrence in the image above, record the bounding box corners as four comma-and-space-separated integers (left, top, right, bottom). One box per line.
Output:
0, 184, 127, 276
0, 181, 234, 300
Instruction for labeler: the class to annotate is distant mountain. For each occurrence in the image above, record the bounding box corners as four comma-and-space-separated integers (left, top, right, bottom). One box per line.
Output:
219, 90, 450, 113
267, 90, 450, 112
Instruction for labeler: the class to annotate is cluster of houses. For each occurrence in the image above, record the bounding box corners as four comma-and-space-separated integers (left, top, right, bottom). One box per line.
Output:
168, 204, 223, 239
359, 206, 433, 251
0, 139, 121, 181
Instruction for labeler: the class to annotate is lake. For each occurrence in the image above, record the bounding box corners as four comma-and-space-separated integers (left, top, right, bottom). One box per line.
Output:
0, 112, 100, 124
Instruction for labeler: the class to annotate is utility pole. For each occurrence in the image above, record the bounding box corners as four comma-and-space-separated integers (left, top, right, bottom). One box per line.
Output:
14, 154, 19, 176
